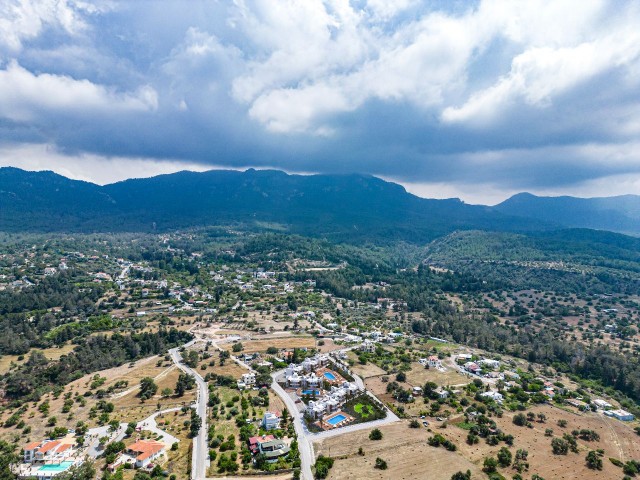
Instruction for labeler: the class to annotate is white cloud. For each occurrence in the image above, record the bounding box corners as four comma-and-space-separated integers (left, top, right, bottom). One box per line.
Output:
0, 0, 108, 52
0, 60, 157, 121
0, 143, 213, 185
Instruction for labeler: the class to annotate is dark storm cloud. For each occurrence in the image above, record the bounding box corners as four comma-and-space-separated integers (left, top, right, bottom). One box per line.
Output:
1, 0, 640, 202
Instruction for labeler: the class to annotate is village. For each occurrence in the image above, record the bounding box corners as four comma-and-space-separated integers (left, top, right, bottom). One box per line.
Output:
1, 234, 640, 480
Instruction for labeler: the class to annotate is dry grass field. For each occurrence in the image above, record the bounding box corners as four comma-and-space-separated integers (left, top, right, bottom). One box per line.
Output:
443, 404, 640, 480
0, 343, 76, 374
314, 421, 485, 480
405, 362, 470, 388
220, 336, 317, 354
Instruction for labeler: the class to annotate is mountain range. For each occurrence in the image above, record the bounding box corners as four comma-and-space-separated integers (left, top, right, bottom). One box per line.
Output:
1, 167, 639, 241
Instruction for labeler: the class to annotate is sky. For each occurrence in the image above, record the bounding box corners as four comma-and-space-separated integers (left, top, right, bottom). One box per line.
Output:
1, 0, 640, 205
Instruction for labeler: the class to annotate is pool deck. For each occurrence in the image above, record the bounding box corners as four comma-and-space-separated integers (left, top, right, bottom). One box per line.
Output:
319, 410, 354, 430
316, 367, 345, 385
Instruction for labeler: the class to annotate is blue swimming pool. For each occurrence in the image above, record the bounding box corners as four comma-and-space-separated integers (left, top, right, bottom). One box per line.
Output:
323, 372, 337, 381
302, 389, 319, 395
38, 461, 74, 474
327, 414, 346, 425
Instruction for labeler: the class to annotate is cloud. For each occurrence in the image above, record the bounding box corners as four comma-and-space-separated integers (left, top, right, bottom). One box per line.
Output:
0, 60, 157, 122
0, 142, 212, 184
0, 0, 640, 202
0, 0, 108, 53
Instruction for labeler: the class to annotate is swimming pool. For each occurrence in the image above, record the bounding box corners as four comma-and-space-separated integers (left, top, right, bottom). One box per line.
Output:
302, 389, 320, 395
38, 461, 74, 474
323, 372, 337, 381
326, 414, 346, 425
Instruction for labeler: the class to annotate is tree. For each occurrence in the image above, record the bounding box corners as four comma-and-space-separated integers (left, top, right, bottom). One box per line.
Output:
369, 428, 383, 440
497, 447, 512, 467
232, 342, 243, 353
513, 413, 527, 426
138, 377, 158, 400
586, 450, 603, 470
190, 409, 202, 438
161, 387, 173, 397
0, 440, 19, 479
483, 456, 498, 473
551, 437, 569, 455
409, 419, 420, 428
175, 372, 195, 396
315, 455, 334, 479
451, 471, 471, 480
513, 449, 529, 473
374, 457, 388, 470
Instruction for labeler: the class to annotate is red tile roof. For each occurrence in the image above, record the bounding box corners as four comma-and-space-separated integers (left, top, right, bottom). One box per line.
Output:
37, 441, 61, 454
127, 440, 165, 461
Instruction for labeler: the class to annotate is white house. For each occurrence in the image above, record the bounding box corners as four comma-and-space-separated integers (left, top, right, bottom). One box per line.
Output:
605, 409, 634, 421
479, 359, 500, 369
360, 340, 376, 353
261, 411, 281, 430
593, 399, 613, 410
23, 440, 74, 464
481, 391, 503, 403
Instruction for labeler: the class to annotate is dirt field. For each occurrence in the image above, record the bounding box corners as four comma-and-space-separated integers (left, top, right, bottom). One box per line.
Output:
220, 336, 317, 354
314, 421, 485, 480
346, 355, 388, 379
444, 404, 640, 480
405, 363, 470, 388
316, 338, 343, 353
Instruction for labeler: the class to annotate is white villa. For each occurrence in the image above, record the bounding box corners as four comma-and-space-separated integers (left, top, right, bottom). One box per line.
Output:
479, 359, 500, 369
305, 382, 360, 420
261, 411, 281, 430
23, 440, 74, 464
237, 372, 256, 390
301, 354, 329, 372
419, 356, 442, 368
359, 340, 376, 353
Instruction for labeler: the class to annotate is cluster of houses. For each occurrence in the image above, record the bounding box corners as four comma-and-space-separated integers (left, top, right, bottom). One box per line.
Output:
283, 354, 331, 388
592, 399, 635, 421
305, 382, 361, 420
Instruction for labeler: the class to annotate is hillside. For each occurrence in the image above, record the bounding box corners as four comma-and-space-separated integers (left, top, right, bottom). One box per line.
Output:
0, 167, 543, 241
495, 192, 640, 235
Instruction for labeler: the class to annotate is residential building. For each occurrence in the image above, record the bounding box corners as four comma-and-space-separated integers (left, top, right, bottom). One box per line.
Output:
248, 435, 275, 454
125, 440, 166, 469
257, 439, 290, 462
481, 391, 503, 403
23, 440, 74, 464
261, 411, 281, 430
605, 409, 634, 421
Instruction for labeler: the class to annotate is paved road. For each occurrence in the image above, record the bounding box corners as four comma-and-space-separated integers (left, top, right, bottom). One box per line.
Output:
85, 423, 128, 458
270, 373, 314, 480
269, 360, 401, 480
137, 407, 182, 446
169, 341, 209, 480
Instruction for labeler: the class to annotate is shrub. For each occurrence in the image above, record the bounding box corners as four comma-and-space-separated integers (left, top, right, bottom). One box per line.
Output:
374, 458, 388, 470
369, 428, 383, 440
586, 451, 603, 470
